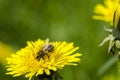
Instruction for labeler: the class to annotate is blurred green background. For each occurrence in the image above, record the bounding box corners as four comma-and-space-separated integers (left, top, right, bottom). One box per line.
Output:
0, 0, 118, 80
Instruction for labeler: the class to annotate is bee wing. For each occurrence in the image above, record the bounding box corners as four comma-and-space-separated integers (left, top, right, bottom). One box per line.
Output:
45, 38, 49, 44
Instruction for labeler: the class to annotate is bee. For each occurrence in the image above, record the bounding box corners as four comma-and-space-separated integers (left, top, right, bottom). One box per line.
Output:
36, 39, 54, 60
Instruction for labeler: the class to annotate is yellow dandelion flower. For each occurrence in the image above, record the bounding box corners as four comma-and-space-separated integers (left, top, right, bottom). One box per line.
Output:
0, 42, 13, 65
93, 0, 119, 25
6, 39, 81, 80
